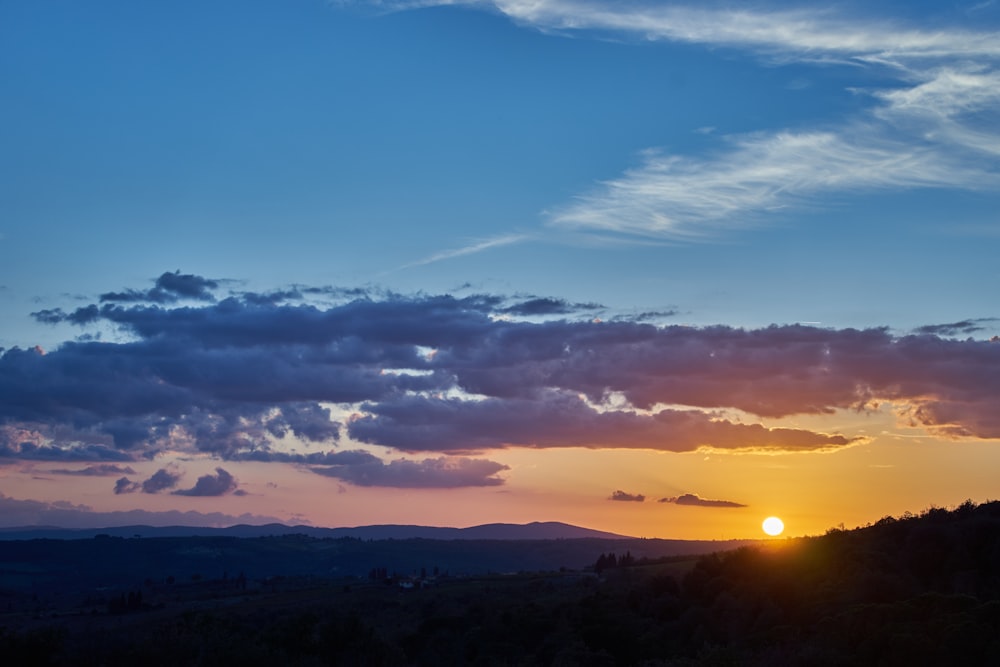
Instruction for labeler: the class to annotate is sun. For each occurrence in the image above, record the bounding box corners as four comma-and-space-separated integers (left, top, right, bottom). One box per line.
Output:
762, 516, 785, 536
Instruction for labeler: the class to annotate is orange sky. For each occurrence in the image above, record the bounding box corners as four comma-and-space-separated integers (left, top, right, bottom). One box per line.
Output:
5, 403, 999, 540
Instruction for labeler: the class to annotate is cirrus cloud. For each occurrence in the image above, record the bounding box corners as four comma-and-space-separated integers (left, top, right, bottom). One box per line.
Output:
358, 1, 1000, 240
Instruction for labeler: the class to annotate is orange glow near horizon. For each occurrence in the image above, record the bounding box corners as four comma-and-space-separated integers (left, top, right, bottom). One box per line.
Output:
5, 406, 1000, 540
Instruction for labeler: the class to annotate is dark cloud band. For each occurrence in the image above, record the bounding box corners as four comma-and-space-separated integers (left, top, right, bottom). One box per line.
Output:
7, 274, 1000, 485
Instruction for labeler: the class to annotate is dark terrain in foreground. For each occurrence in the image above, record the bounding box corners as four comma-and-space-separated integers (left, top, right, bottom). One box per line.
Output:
3, 502, 1000, 665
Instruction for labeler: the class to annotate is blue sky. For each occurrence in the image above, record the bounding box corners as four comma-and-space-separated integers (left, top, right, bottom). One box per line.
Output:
4, 0, 997, 342
1, 1, 998, 536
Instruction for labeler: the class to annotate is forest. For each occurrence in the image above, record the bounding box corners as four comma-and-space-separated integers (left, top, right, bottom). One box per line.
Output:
3, 501, 1000, 665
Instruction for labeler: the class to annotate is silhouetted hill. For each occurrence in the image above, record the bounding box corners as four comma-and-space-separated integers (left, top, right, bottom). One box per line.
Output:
661, 499, 1000, 664
7, 502, 1000, 665
0, 520, 629, 541
0, 530, 752, 595
327, 521, 630, 540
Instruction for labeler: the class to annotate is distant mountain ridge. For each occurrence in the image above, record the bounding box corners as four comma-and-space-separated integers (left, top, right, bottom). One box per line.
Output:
0, 520, 631, 541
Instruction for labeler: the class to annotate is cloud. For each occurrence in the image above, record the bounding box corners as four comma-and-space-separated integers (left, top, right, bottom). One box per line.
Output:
348, 391, 860, 453
0, 427, 135, 461
476, 1, 1000, 60
31, 304, 100, 325
47, 463, 137, 476
116, 465, 206, 495
0, 491, 282, 528
173, 467, 240, 496
548, 129, 991, 239
312, 454, 509, 488
5, 277, 1000, 472
502, 297, 604, 317
914, 318, 999, 337
100, 270, 220, 304
114, 477, 140, 495
659, 493, 747, 508
398, 233, 529, 269
141, 466, 183, 494
617, 310, 679, 322
609, 490, 645, 502
231, 448, 377, 465
365, 1, 1000, 239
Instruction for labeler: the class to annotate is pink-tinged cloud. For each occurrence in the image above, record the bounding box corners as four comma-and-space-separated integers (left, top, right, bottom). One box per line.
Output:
0, 492, 282, 528
311, 455, 509, 488
115, 465, 184, 495
173, 467, 240, 497
348, 391, 861, 453
47, 463, 137, 476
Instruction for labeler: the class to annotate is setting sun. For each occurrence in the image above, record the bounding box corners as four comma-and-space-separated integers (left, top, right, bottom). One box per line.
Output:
762, 516, 785, 536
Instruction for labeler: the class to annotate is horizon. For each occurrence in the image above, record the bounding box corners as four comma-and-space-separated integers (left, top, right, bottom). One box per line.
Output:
2, 1, 999, 541
0, 518, 639, 538
0, 504, 975, 541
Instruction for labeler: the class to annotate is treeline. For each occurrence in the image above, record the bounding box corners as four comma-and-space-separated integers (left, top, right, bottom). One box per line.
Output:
661, 499, 1000, 664
5, 500, 1000, 665
593, 550, 636, 573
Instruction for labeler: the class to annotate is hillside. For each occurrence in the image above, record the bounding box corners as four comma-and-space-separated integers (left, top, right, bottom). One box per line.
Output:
3, 502, 1000, 665
0, 531, 752, 594
0, 520, 630, 541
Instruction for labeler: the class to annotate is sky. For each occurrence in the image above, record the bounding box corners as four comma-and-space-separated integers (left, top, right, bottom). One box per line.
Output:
1, 0, 999, 540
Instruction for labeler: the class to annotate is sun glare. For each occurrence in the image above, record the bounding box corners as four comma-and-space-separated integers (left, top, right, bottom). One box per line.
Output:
762, 516, 784, 536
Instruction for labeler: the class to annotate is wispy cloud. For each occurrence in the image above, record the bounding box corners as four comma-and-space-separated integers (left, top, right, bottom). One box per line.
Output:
398, 233, 529, 269
399, 1, 1000, 61
550, 129, 987, 239
358, 1, 1000, 240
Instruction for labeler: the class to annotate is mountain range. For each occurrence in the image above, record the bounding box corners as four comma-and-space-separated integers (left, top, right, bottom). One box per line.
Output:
0, 520, 630, 541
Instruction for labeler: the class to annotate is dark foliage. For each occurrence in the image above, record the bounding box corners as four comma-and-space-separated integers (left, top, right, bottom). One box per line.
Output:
3, 501, 1000, 665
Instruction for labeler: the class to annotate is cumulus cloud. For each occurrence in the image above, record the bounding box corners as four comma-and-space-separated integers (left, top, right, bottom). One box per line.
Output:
610, 490, 645, 502
0, 440, 132, 461
32, 306, 100, 325
115, 465, 188, 495
659, 493, 747, 508
100, 270, 220, 304
312, 455, 509, 488
232, 448, 377, 465
6, 276, 1000, 477
142, 466, 183, 493
114, 477, 141, 495
347, 391, 859, 453
173, 467, 240, 497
